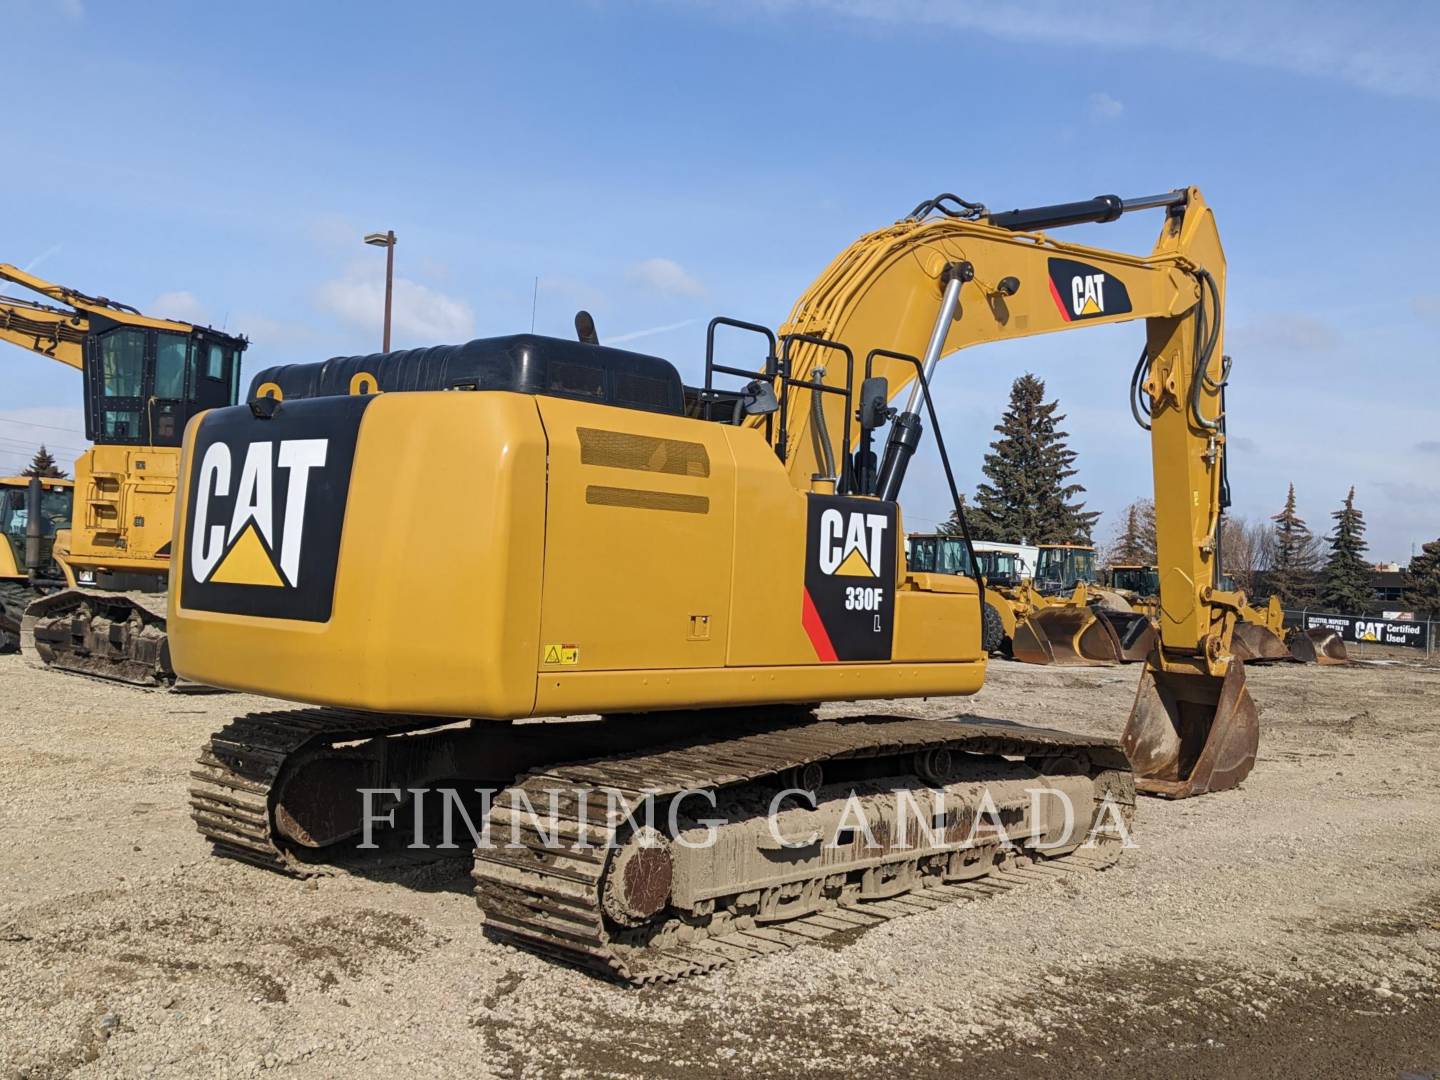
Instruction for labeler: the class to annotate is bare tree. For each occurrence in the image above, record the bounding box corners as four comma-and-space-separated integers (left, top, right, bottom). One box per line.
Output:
1218, 514, 1275, 596
1103, 498, 1156, 567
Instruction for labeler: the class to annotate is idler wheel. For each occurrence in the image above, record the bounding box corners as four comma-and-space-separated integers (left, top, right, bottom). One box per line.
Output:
603, 828, 673, 927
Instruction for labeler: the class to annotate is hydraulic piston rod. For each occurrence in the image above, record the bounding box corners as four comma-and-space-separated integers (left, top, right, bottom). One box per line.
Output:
988, 190, 1187, 232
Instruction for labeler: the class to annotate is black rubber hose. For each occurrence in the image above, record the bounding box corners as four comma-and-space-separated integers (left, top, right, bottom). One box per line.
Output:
1129, 344, 1152, 431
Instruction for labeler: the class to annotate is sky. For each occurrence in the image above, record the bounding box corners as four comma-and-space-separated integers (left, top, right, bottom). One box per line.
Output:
2, 0, 1437, 561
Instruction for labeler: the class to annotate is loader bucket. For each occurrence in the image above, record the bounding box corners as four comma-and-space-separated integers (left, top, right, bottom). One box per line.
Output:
1092, 610, 1157, 663
1302, 627, 1350, 665
1012, 606, 1124, 666
1232, 622, 1296, 664
1120, 659, 1259, 798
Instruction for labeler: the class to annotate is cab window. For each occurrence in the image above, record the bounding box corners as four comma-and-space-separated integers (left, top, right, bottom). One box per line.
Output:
155, 333, 189, 399
100, 329, 145, 397
206, 343, 226, 381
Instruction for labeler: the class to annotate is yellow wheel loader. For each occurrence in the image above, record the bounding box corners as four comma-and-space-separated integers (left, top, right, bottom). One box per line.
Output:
1116, 563, 1347, 666
0, 476, 74, 651
1007, 546, 1157, 666
0, 264, 247, 683
171, 186, 1258, 983
1231, 594, 1348, 665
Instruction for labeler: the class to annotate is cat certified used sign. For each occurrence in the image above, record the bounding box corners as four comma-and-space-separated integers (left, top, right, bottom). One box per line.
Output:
802, 495, 897, 662
1304, 613, 1429, 649
180, 396, 370, 622
1046, 257, 1133, 322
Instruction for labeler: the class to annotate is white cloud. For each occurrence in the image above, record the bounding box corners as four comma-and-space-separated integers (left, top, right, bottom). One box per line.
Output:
1087, 91, 1124, 121
315, 271, 475, 345
627, 257, 705, 298
151, 290, 211, 325
693, 1, 1440, 101
607, 318, 697, 344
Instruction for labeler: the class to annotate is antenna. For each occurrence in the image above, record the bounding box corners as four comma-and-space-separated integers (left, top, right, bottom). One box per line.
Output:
530, 276, 539, 333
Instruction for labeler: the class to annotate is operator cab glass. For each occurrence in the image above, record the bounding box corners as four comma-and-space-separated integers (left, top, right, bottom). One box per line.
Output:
1034, 546, 1098, 593
1112, 566, 1160, 596
977, 551, 1020, 588
85, 322, 246, 447
0, 484, 73, 573
907, 536, 975, 577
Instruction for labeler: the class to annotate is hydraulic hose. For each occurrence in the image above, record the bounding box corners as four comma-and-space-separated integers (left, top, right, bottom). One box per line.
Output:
808, 369, 837, 479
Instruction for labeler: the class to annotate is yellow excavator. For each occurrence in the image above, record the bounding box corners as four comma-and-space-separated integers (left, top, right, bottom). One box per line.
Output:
170, 186, 1257, 983
0, 263, 248, 683
0, 475, 74, 650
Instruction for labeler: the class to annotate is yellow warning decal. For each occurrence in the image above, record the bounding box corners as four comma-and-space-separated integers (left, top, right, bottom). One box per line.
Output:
542, 644, 580, 666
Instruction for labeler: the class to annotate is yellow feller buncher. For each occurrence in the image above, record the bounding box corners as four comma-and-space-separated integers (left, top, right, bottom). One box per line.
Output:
170, 186, 1258, 984
0, 264, 247, 683
0, 476, 74, 651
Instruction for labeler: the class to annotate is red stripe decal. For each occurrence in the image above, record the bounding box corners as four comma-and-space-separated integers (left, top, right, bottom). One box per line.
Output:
801, 588, 838, 662
1047, 276, 1072, 321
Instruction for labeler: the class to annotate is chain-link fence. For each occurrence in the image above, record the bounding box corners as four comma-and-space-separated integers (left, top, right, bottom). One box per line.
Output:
1283, 609, 1435, 659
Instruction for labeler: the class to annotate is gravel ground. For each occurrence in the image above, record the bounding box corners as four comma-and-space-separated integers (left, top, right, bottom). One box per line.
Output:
1, 652, 1437, 1079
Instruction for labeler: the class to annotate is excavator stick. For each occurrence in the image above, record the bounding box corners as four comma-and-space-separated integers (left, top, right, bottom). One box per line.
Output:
1120, 658, 1259, 798
1231, 622, 1297, 664
1012, 606, 1126, 666
1293, 627, 1349, 665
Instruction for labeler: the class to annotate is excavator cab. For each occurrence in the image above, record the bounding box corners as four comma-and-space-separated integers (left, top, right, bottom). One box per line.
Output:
86, 321, 245, 446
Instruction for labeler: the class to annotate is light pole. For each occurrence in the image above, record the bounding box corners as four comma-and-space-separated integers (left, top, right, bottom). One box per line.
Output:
363, 230, 396, 352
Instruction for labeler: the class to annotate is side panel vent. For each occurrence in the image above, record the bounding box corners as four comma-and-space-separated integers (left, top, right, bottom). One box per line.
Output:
578, 428, 710, 477
585, 485, 710, 515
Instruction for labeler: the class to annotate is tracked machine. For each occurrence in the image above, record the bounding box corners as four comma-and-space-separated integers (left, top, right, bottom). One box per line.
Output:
0, 476, 74, 650
0, 263, 247, 682
172, 187, 1259, 982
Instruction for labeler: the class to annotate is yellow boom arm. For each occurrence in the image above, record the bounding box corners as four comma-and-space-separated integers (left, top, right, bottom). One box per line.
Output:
0, 262, 201, 370
768, 188, 1255, 797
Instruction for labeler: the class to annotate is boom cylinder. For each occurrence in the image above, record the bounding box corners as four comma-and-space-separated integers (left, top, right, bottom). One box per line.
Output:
988, 190, 1186, 232
877, 265, 968, 501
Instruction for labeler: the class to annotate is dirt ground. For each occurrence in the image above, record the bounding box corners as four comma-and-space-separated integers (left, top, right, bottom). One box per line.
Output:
1, 652, 1437, 1080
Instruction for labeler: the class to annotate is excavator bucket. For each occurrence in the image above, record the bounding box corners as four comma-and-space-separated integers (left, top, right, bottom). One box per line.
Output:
1092, 610, 1158, 663
1120, 659, 1259, 798
1012, 606, 1124, 666
1231, 622, 1296, 664
1297, 627, 1349, 665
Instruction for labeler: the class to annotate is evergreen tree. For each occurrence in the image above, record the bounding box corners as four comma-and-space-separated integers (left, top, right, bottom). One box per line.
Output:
967, 374, 1099, 544
941, 494, 1003, 541
1317, 486, 1372, 613
1106, 498, 1156, 566
1267, 484, 1318, 606
21, 445, 68, 480
1404, 538, 1440, 615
